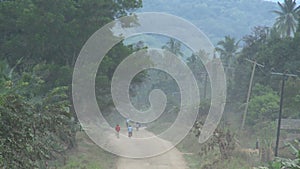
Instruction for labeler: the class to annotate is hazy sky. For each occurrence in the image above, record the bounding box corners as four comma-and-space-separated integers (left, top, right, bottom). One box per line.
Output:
265, 0, 299, 3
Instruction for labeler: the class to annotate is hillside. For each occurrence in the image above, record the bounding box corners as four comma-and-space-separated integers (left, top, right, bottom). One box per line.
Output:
138, 0, 278, 43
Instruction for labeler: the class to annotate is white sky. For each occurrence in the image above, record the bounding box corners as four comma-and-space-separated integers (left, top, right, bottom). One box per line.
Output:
264, 0, 299, 3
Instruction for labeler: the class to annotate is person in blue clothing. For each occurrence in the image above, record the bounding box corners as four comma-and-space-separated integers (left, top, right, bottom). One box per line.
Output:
128, 125, 133, 138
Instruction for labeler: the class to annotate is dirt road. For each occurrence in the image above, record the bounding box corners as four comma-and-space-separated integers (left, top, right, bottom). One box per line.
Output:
112, 127, 188, 169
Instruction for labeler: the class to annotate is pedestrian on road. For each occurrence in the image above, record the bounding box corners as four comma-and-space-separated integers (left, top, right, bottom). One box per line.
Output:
135, 122, 141, 131
115, 124, 120, 138
126, 118, 130, 128
128, 125, 133, 138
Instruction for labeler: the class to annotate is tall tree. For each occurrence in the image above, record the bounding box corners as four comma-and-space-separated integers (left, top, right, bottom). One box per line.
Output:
273, 0, 300, 37
0, 0, 142, 68
162, 38, 183, 57
216, 35, 239, 97
215, 35, 239, 68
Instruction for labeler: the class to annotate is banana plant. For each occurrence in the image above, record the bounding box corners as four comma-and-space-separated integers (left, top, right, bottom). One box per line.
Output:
255, 140, 300, 169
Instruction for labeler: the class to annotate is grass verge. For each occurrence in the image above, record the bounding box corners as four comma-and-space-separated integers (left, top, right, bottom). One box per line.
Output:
55, 132, 117, 169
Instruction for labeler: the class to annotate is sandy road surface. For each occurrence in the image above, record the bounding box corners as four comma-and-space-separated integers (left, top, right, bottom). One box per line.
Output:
110, 127, 188, 169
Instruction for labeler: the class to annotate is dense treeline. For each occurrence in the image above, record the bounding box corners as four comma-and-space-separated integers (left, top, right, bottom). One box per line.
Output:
192, 1, 300, 168
0, 0, 142, 168
229, 23, 300, 125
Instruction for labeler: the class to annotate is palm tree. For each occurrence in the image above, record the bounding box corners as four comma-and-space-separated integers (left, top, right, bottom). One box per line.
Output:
215, 36, 239, 68
162, 38, 183, 57
273, 0, 300, 37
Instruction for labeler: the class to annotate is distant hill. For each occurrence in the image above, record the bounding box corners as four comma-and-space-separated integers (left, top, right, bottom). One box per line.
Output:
138, 0, 278, 44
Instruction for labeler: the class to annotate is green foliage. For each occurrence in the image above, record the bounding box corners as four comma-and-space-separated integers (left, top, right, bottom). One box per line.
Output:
0, 82, 78, 168
96, 42, 146, 109
0, 94, 36, 168
283, 79, 300, 118
162, 38, 183, 57
231, 21, 300, 116
0, 1, 143, 167
257, 37, 295, 74
255, 141, 300, 169
0, 0, 142, 68
216, 36, 240, 100
247, 84, 279, 125
272, 0, 300, 37
216, 35, 240, 68
1, 0, 300, 168
231, 26, 271, 101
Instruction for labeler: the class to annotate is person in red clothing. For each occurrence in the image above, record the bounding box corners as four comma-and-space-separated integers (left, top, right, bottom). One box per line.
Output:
115, 124, 121, 138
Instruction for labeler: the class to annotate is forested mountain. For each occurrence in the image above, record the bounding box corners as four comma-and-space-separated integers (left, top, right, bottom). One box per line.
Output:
139, 0, 278, 43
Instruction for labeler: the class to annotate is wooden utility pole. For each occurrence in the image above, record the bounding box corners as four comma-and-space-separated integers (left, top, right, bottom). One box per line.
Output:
204, 73, 208, 99
271, 71, 297, 157
241, 59, 264, 130
197, 72, 209, 99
